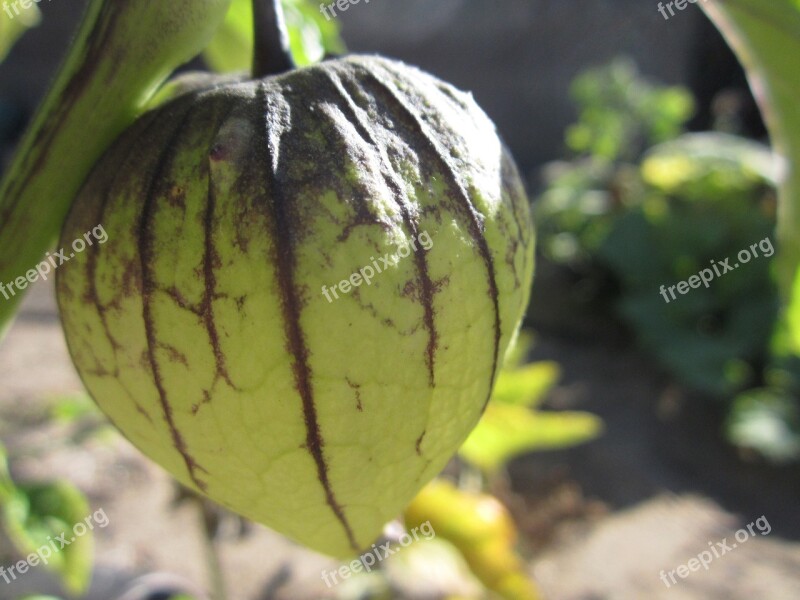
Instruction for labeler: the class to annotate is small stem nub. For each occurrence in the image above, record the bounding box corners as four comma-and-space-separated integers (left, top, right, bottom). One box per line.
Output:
252, 0, 296, 78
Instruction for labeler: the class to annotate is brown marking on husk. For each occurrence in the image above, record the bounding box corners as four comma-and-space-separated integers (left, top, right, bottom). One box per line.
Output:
138, 106, 209, 492
357, 64, 503, 409
256, 82, 360, 553
323, 67, 439, 387
346, 377, 364, 412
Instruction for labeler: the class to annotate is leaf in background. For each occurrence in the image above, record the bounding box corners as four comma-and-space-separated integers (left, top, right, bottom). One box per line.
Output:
0, 3, 40, 62
49, 393, 98, 424
1, 482, 94, 594
459, 404, 603, 473
492, 362, 561, 408
204, 0, 345, 72
642, 132, 779, 197
202, 0, 253, 72
566, 57, 694, 162
0, 441, 15, 500
726, 388, 800, 462
284, 0, 344, 63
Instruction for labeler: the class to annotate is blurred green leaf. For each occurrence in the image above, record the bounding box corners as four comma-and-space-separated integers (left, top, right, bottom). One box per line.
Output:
598, 189, 778, 396
204, 0, 345, 72
1, 481, 93, 594
0, 441, 15, 501
49, 393, 98, 424
460, 404, 603, 472
492, 362, 561, 408
0, 3, 40, 62
202, 0, 252, 72
284, 0, 345, 63
642, 132, 779, 198
566, 57, 694, 162
726, 388, 800, 462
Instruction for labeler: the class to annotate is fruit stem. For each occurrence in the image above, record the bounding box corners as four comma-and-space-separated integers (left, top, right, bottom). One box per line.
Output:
252, 0, 296, 77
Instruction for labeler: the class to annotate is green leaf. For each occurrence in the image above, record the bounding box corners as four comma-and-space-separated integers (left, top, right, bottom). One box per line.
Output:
284, 0, 345, 63
0, 441, 16, 501
726, 388, 800, 462
642, 132, 779, 197
204, 0, 345, 72
0, 3, 40, 62
459, 404, 603, 472
49, 393, 99, 424
202, 0, 253, 72
566, 57, 694, 162
492, 362, 561, 408
1, 482, 94, 594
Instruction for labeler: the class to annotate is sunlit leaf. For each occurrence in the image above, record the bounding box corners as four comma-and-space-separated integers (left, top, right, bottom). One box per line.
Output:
1, 482, 94, 594
459, 404, 603, 472
726, 387, 800, 462
0, 3, 40, 62
566, 57, 694, 162
642, 132, 778, 196
49, 393, 98, 424
492, 362, 561, 408
203, 0, 345, 72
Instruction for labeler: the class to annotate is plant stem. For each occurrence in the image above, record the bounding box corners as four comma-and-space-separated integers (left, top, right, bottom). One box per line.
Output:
252, 0, 295, 78
0, 0, 233, 341
195, 495, 228, 600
